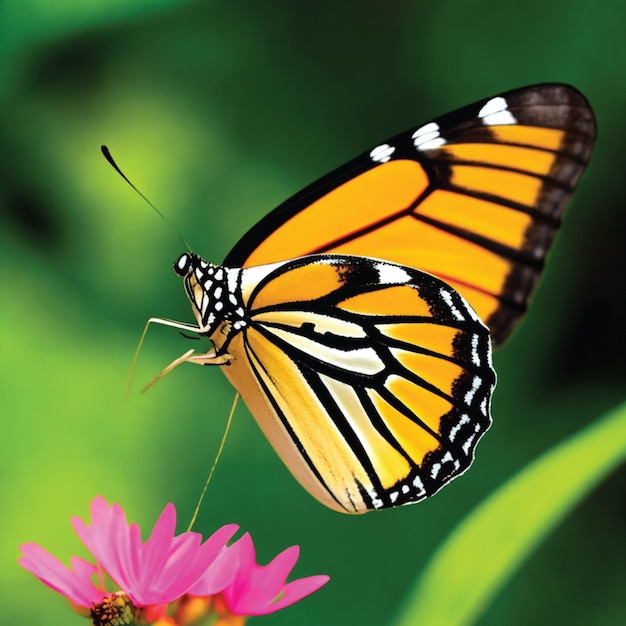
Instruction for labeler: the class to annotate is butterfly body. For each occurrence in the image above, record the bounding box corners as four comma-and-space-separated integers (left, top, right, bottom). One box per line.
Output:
162, 84, 595, 513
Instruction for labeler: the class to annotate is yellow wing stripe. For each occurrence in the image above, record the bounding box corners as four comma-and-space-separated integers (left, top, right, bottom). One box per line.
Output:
368, 389, 439, 470
320, 375, 413, 491
417, 190, 534, 250
339, 284, 435, 317
336, 218, 509, 295
377, 322, 464, 358
391, 348, 465, 398
245, 160, 429, 267
386, 374, 454, 433
450, 166, 543, 207
442, 143, 558, 176
489, 125, 565, 151
248, 260, 344, 309
243, 327, 372, 511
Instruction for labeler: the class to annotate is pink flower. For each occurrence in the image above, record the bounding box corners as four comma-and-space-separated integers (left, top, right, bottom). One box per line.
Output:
19, 497, 330, 625
19, 496, 238, 611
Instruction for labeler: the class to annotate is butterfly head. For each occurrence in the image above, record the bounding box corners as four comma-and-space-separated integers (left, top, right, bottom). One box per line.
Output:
173, 252, 247, 338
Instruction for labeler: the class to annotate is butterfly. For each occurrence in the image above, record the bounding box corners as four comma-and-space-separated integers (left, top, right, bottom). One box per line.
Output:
151, 83, 595, 513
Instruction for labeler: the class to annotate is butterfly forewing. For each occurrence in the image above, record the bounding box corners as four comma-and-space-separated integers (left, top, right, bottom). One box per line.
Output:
212, 255, 495, 513
224, 84, 596, 346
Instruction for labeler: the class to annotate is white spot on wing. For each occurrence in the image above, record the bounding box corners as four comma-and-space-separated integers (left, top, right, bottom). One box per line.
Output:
462, 432, 477, 455
413, 122, 446, 150
412, 475, 426, 495
371, 492, 384, 509
375, 262, 411, 285
431, 451, 456, 479
478, 96, 517, 126
439, 288, 465, 321
449, 413, 470, 442
370, 143, 395, 163
464, 375, 482, 405
471, 333, 481, 366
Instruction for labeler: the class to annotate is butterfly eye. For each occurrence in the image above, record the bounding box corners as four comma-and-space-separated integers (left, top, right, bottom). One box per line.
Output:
173, 253, 192, 276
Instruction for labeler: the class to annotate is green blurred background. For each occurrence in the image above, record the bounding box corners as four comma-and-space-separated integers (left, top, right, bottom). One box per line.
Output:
2, 1, 624, 625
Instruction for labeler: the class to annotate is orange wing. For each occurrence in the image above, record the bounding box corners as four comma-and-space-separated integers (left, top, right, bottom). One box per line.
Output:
223, 84, 595, 346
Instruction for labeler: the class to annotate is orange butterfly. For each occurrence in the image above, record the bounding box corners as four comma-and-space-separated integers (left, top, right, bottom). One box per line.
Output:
150, 84, 595, 513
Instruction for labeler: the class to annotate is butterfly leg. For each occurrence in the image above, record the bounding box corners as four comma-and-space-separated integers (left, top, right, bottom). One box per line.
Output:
141, 348, 233, 392
185, 351, 233, 366
128, 316, 220, 393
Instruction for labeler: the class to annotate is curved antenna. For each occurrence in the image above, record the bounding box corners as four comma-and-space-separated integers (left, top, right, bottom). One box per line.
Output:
101, 145, 191, 252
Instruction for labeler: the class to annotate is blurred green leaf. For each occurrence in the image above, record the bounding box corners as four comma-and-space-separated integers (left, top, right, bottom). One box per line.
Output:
393, 401, 626, 626
0, 0, 195, 69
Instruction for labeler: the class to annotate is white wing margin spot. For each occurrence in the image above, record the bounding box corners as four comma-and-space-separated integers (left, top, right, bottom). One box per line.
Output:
439, 288, 466, 322
370, 143, 395, 163
478, 96, 517, 126
413, 122, 446, 150
374, 262, 412, 285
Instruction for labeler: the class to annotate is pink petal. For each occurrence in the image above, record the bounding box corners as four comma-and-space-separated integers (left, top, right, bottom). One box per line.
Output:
223, 536, 329, 616
187, 526, 242, 596
259, 545, 301, 589
19, 543, 105, 607
265, 575, 330, 613
136, 504, 179, 590
72, 497, 133, 597
156, 524, 240, 600
222, 533, 254, 607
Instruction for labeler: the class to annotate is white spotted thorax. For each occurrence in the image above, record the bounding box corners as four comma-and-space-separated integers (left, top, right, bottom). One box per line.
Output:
173, 253, 247, 338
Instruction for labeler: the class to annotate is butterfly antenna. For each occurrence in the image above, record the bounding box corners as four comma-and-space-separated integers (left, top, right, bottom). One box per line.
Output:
187, 392, 240, 531
101, 145, 192, 252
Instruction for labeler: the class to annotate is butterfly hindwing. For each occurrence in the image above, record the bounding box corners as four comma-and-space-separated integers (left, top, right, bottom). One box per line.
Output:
212, 255, 495, 513
224, 84, 596, 345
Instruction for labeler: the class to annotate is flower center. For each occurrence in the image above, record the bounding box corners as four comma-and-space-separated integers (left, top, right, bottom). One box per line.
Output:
90, 592, 135, 626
